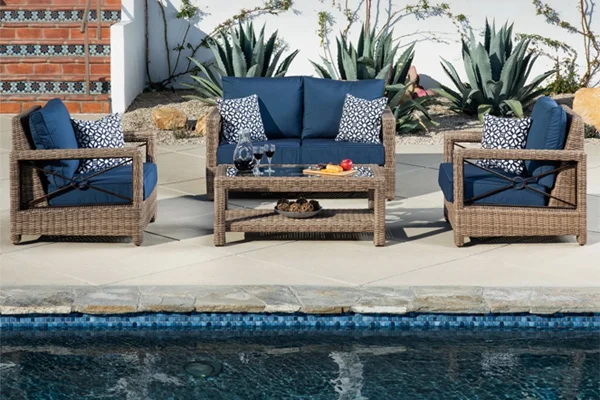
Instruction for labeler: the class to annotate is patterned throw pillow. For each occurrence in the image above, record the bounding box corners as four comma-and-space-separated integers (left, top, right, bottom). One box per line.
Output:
217, 94, 267, 143
477, 114, 532, 175
71, 113, 130, 174
335, 94, 387, 144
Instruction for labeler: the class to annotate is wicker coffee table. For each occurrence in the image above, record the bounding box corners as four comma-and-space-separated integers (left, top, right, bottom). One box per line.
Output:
213, 164, 386, 246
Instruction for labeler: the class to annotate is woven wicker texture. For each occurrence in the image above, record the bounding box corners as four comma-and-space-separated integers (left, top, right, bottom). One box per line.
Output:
10, 107, 158, 246
214, 164, 386, 246
443, 106, 586, 247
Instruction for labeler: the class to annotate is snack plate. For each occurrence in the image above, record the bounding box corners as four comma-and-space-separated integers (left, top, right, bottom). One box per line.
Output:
274, 206, 323, 219
302, 168, 355, 177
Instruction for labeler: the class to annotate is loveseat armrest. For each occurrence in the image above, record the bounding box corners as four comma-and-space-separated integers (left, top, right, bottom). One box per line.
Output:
205, 106, 221, 168
10, 147, 146, 207
443, 130, 482, 162
124, 130, 156, 162
452, 148, 586, 209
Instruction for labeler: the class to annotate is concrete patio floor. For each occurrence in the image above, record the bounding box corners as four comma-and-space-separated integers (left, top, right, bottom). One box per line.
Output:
1, 116, 599, 291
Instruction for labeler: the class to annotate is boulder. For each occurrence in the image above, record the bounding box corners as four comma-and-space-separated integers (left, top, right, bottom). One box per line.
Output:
195, 114, 207, 136
152, 107, 187, 130
573, 87, 600, 132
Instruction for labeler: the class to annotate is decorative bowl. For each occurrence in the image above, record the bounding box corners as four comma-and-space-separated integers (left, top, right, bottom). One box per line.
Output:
274, 206, 322, 219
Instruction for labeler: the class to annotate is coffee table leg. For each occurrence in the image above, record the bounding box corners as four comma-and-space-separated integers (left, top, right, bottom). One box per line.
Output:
373, 187, 385, 246
214, 186, 226, 246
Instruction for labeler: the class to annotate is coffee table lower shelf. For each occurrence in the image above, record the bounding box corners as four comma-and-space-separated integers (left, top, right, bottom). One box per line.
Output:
214, 209, 385, 246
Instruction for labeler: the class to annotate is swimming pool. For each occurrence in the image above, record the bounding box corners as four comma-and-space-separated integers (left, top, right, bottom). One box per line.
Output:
1, 323, 599, 399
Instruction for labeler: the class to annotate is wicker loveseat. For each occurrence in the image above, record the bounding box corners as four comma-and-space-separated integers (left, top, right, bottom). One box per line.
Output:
10, 99, 158, 246
439, 96, 586, 247
206, 76, 396, 200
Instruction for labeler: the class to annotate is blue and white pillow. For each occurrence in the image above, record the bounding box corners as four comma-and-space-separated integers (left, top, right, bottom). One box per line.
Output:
217, 94, 267, 143
335, 93, 388, 144
71, 113, 130, 174
477, 114, 531, 175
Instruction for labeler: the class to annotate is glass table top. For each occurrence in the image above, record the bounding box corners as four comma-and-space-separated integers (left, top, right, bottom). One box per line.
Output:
224, 165, 376, 178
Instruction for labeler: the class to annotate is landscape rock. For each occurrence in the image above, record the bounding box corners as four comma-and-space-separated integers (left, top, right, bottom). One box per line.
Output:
195, 114, 207, 136
151, 107, 187, 130
573, 87, 600, 131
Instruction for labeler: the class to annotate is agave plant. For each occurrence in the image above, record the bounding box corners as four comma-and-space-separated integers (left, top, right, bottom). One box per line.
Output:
311, 24, 434, 133
184, 21, 300, 105
436, 20, 554, 120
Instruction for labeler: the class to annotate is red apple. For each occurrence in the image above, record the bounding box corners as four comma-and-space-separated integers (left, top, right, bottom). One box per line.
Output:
340, 159, 353, 171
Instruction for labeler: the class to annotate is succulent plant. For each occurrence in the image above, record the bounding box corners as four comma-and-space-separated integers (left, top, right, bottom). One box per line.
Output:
311, 23, 435, 133
184, 21, 300, 105
435, 19, 554, 120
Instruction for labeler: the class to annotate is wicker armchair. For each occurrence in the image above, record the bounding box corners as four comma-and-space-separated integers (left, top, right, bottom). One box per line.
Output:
442, 105, 586, 247
9, 106, 158, 246
205, 106, 397, 200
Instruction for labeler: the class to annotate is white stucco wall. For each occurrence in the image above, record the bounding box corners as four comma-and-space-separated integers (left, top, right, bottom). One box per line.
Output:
110, 0, 146, 113
142, 0, 590, 89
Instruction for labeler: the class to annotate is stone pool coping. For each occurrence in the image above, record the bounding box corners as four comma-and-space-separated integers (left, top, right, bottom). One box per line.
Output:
1, 286, 599, 316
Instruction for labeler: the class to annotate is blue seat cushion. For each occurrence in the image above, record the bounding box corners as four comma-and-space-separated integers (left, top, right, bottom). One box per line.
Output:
438, 162, 548, 206
302, 77, 386, 139
300, 139, 385, 165
217, 139, 301, 165
28, 98, 80, 187
48, 162, 157, 206
524, 96, 568, 188
222, 76, 303, 139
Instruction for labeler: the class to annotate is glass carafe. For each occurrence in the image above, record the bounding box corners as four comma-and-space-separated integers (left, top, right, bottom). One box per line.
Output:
232, 129, 256, 172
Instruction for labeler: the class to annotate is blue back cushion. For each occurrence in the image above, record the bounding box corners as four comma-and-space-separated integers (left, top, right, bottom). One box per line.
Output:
29, 98, 79, 187
222, 76, 303, 139
300, 139, 385, 165
302, 77, 386, 139
524, 96, 567, 188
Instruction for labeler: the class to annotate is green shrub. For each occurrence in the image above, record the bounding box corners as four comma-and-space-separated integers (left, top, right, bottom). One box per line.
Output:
310, 24, 435, 134
184, 21, 299, 105
436, 20, 554, 120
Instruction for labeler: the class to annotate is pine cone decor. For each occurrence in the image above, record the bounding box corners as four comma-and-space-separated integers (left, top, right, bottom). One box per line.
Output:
296, 197, 308, 205
289, 202, 302, 212
309, 200, 320, 210
300, 202, 314, 212
276, 202, 290, 212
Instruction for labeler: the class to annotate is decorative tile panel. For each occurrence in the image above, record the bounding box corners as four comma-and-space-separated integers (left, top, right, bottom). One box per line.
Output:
0, 44, 111, 57
0, 81, 110, 95
0, 10, 121, 23
1, 312, 598, 331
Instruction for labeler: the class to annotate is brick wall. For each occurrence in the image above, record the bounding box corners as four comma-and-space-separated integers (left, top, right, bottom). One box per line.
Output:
0, 0, 121, 114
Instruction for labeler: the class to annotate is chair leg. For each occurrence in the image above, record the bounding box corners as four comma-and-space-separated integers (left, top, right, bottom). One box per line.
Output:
11, 234, 21, 245
577, 232, 587, 246
133, 232, 144, 246
443, 205, 449, 223
150, 212, 157, 223
454, 232, 464, 247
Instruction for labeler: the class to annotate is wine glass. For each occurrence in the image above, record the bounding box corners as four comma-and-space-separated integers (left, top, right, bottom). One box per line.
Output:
264, 144, 276, 173
253, 146, 264, 175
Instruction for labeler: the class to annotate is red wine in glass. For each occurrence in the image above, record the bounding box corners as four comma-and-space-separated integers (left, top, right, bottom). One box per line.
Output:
264, 144, 276, 173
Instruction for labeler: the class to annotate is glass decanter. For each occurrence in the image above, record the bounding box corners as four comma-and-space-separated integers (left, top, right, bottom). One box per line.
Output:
232, 129, 256, 172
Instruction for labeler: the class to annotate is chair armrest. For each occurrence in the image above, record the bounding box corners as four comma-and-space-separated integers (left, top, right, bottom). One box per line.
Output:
124, 130, 156, 162
205, 106, 221, 168
381, 107, 396, 167
452, 148, 586, 209
443, 130, 482, 162
12, 147, 144, 161
11, 147, 146, 206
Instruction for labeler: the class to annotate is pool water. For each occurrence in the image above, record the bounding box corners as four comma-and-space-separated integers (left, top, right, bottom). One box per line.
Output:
1, 329, 598, 399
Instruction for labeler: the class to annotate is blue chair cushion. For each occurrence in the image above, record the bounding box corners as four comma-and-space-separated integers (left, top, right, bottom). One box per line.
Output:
302, 77, 386, 139
217, 139, 301, 165
524, 96, 568, 188
300, 139, 385, 165
438, 162, 548, 206
28, 98, 80, 187
48, 162, 157, 206
222, 76, 303, 139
